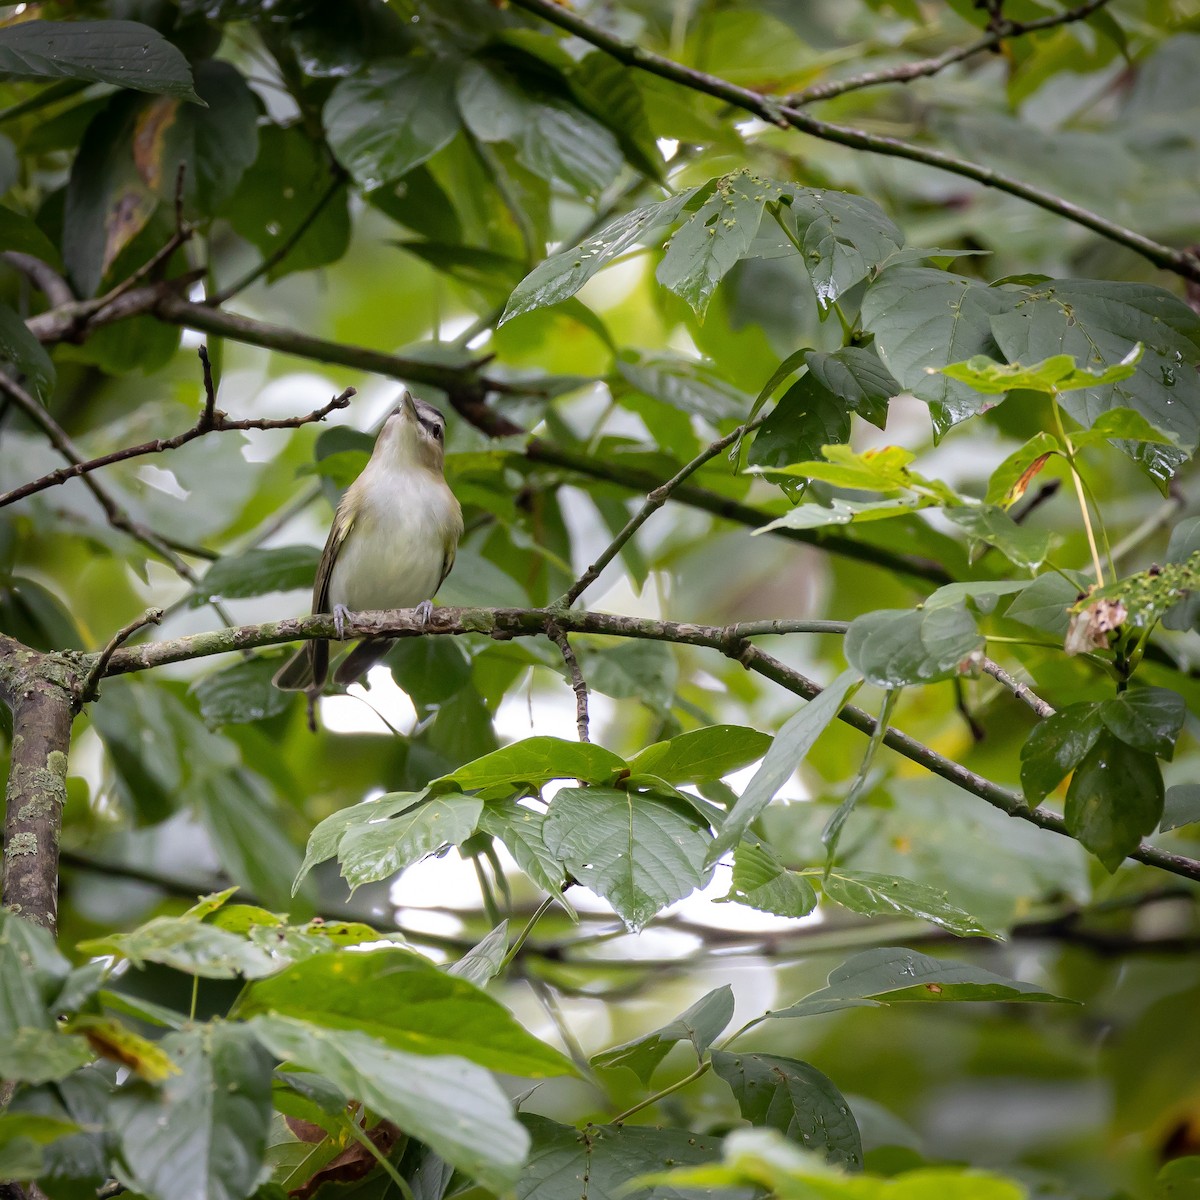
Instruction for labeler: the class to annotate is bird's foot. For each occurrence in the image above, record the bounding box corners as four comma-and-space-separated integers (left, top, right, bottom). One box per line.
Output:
415, 599, 434, 625
333, 603, 351, 640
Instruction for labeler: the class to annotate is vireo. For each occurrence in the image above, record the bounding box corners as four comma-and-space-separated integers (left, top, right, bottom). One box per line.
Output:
273, 391, 463, 694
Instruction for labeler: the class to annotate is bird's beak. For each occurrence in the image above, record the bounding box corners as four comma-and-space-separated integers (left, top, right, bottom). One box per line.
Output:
398, 391, 418, 421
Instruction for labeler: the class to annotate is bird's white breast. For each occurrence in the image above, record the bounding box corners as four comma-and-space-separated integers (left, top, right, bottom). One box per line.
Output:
327, 466, 460, 613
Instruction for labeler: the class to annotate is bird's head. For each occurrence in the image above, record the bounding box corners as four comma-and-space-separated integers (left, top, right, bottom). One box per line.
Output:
377, 391, 448, 472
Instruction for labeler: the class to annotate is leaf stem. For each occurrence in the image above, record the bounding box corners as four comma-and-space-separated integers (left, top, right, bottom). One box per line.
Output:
342, 1119, 416, 1200
611, 1060, 711, 1125
1051, 397, 1106, 585
501, 892, 558, 971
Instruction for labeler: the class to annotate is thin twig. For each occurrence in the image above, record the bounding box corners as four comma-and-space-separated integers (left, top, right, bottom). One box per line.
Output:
560, 417, 764, 607
198, 344, 218, 431
94, 604, 1200, 885
788, 0, 1114, 105
505, 0, 1200, 282
979, 657, 1055, 719
77, 609, 163, 708
547, 620, 590, 742
1, 252, 75, 307
0, 378, 354, 509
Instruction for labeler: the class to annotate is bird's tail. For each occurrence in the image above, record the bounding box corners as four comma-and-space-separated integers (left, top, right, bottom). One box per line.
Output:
273, 643, 324, 691
333, 638, 392, 685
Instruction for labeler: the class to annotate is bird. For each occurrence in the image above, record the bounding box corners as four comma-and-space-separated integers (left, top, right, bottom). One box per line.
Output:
273, 391, 463, 699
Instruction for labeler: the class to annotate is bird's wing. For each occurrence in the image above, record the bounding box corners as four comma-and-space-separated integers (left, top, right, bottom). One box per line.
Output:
307, 497, 358, 688
436, 540, 457, 593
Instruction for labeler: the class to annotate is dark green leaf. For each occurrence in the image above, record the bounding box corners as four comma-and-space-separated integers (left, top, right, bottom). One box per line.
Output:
193, 545, 320, 604
748, 371, 852, 468
1020, 704, 1104, 803
720, 840, 817, 918
775, 186, 904, 307
1005, 570, 1086, 636
250, 1015, 527, 1194
326, 57, 461, 189
501, 188, 702, 323
542, 787, 712, 931
943, 504, 1053, 568
294, 791, 425, 891
0, 575, 84, 651
820, 870, 999, 938
845, 603, 982, 687
335, 792, 483, 890
235, 947, 574, 1077
225, 123, 349, 283
657, 172, 767, 316
477, 804, 570, 901
710, 1051, 862, 1168
192, 656, 293, 726
775, 947, 1075, 1017
0, 300, 56, 404
457, 61, 622, 195
708, 669, 862, 862
861, 267, 1013, 433
113, 1025, 273, 1200
0, 20, 199, 100
803, 345, 898, 428
580, 639, 678, 710
1065, 732, 1164, 872
0, 205, 59, 262
1098, 687, 1186, 758
630, 725, 771, 784
386, 637, 473, 709
1162, 783, 1200, 831
593, 985, 734, 1084
434, 736, 627, 792
616, 351, 752, 422
567, 51, 662, 180
520, 1114, 723, 1200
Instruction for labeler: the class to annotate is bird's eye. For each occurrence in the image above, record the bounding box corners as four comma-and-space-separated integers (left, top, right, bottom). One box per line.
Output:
433, 424, 444, 440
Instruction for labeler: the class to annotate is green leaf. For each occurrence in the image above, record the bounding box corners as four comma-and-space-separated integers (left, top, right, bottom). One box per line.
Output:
580, 639, 678, 710
477, 804, 571, 903
803, 346, 898, 428
989, 279, 1200, 484
235, 947, 574, 1077
1162, 783, 1200, 832
566, 51, 662, 180
0, 300, 56, 404
630, 725, 771, 784
710, 1051, 862, 1168
543, 787, 712, 931
521, 1114, 723, 1200
775, 947, 1075, 1017
616, 351, 752, 422
336, 793, 483, 890
748, 372, 853, 469
434, 737, 627, 793
708, 669, 862, 863
0, 1113, 80, 1182
294, 791, 426, 892
756, 495, 937, 533
193, 545, 320, 604
501, 188, 702, 323
719, 840, 818, 918
1065, 732, 1164, 872
922, 578, 1029, 613
0, 20, 199, 101
939, 345, 1143, 394
0, 205, 59, 262
78, 915, 278, 979
1020, 703, 1104, 804
250, 1015, 528, 1194
1067, 406, 1179, 449
1098, 687, 1186, 758
1005, 570, 1086, 636
820, 870, 999, 939
112, 1025, 273, 1200
861, 267, 1013, 433
326, 57, 461, 190
593, 985, 734, 1084
845, 603, 982, 687
225, 123, 349, 283
0, 1029, 93, 1085
457, 61, 622, 196
448, 921, 509, 986
386, 637, 473, 709
0, 910, 78, 1034
943, 504, 1053, 568
191, 656, 292, 726
774, 186, 904, 307
657, 172, 766, 316
984, 431, 1062, 508
744, 345, 813, 429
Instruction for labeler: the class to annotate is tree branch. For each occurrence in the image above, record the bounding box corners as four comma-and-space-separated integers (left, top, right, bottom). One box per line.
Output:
95, 605, 1200, 885
505, 0, 1200, 282
546, 619, 590, 742
78, 608, 164, 709
787, 0, 1114, 106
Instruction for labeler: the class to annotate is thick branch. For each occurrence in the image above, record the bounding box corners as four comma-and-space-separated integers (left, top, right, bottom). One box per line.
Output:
99, 606, 1200, 884
506, 0, 1200, 282
0, 638, 83, 933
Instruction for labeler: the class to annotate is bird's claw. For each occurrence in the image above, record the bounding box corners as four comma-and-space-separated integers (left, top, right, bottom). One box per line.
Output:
416, 599, 434, 625
333, 603, 351, 639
